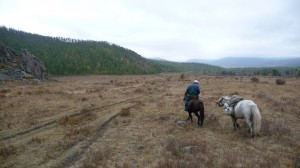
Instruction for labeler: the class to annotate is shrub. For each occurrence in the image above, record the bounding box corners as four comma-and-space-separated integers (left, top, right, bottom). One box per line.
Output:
0, 145, 16, 158
179, 73, 185, 81
0, 89, 11, 94
30, 136, 43, 144
80, 97, 88, 101
120, 108, 130, 117
250, 77, 259, 82
275, 79, 286, 85
134, 88, 143, 93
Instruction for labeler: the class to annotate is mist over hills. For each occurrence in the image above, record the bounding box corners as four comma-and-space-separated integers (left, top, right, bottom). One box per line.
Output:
187, 57, 300, 68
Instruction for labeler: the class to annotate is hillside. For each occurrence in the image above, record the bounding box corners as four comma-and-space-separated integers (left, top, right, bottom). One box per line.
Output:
152, 60, 224, 75
0, 26, 222, 75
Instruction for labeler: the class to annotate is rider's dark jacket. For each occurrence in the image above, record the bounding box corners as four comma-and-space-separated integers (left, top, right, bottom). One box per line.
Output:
185, 83, 201, 99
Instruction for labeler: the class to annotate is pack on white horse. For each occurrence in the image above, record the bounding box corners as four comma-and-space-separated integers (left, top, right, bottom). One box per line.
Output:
216, 96, 262, 137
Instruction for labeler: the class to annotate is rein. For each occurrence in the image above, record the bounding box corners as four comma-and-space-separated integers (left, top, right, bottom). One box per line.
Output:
206, 100, 229, 120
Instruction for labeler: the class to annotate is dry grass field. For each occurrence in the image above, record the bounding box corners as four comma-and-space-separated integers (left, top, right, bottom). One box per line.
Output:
0, 74, 299, 168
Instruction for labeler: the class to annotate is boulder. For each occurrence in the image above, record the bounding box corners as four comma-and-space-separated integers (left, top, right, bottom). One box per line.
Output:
0, 43, 48, 83
21, 49, 47, 81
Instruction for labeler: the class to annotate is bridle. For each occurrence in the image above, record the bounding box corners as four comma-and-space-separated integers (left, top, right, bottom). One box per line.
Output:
216, 97, 225, 107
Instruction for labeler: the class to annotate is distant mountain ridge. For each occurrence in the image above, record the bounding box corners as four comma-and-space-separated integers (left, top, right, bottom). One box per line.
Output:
188, 57, 300, 68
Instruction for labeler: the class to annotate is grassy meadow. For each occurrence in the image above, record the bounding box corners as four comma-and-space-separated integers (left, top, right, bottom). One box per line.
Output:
0, 74, 299, 168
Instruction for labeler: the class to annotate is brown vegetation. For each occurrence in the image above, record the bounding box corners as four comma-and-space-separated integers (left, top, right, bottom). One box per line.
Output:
0, 74, 299, 167
251, 76, 260, 83
276, 78, 286, 85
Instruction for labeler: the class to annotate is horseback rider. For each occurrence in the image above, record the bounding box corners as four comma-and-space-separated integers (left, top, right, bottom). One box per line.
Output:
184, 80, 201, 111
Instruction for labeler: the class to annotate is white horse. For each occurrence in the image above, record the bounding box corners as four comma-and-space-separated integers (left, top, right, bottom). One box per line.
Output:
217, 96, 262, 137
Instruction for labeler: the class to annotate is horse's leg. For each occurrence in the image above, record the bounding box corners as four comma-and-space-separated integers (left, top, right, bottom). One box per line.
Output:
187, 112, 193, 122
193, 102, 204, 126
194, 112, 201, 126
186, 114, 190, 121
245, 117, 254, 137
231, 116, 237, 130
199, 109, 204, 127
200, 112, 204, 126
236, 121, 240, 128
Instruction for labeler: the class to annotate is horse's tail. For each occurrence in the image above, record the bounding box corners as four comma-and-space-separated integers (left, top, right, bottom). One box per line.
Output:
251, 104, 262, 136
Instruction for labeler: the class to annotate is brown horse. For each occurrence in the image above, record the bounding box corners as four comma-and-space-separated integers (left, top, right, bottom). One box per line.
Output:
187, 98, 204, 126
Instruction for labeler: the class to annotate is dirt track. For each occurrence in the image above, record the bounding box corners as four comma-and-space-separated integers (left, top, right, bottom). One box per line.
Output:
1, 96, 142, 141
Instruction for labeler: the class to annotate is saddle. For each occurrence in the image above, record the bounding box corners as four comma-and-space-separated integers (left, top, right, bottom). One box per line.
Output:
223, 95, 243, 117
228, 95, 244, 108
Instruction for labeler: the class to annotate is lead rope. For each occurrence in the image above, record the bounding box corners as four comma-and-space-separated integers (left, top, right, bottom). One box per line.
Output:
204, 100, 228, 120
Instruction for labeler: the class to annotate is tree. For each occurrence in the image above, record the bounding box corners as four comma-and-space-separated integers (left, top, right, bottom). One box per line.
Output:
272, 69, 281, 76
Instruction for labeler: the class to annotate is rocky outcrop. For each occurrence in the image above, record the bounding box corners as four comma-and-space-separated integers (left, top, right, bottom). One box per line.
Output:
0, 43, 48, 83
20, 49, 47, 81
0, 43, 17, 64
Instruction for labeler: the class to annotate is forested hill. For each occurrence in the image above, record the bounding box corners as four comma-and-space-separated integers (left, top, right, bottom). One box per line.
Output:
0, 26, 223, 75
0, 27, 161, 75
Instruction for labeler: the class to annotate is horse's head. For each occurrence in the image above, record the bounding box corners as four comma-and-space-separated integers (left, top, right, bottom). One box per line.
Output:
216, 96, 229, 107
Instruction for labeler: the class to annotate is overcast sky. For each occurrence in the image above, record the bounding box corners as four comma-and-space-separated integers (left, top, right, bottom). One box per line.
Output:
0, 0, 299, 61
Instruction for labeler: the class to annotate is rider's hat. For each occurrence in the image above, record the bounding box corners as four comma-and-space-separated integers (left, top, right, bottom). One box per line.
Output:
193, 80, 199, 84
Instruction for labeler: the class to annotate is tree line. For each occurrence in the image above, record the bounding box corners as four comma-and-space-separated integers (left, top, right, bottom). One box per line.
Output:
0, 26, 225, 75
